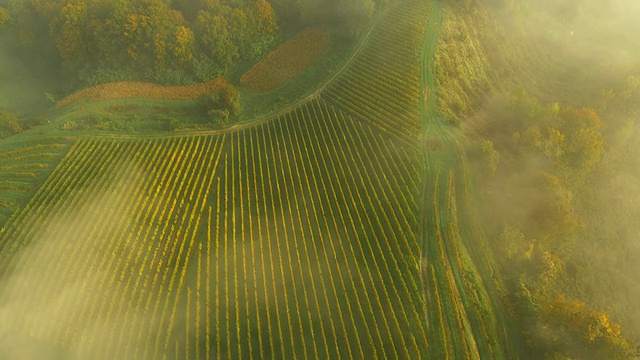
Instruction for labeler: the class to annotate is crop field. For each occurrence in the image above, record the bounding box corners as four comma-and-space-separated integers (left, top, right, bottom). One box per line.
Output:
56, 78, 231, 108
0, 134, 226, 358
0, 98, 428, 358
322, 1, 430, 150
0, 137, 73, 226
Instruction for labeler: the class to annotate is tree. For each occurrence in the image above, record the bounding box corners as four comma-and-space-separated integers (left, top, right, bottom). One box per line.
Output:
558, 107, 605, 172
545, 295, 632, 359
50, 0, 89, 66
532, 172, 582, 243
480, 139, 500, 175
200, 82, 242, 127
218, 83, 242, 117
0, 109, 22, 139
558, 106, 602, 135
255, 0, 278, 34
173, 24, 194, 63
196, 9, 238, 72
0, 6, 10, 28
523, 125, 565, 162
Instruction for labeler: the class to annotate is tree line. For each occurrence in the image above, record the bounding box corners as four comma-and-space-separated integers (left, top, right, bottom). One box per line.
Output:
437, 0, 640, 357
0, 0, 380, 87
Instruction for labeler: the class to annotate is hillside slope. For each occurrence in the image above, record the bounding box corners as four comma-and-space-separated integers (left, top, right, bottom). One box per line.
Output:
0, 0, 526, 358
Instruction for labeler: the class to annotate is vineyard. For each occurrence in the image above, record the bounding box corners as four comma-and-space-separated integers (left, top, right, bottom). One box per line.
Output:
0, 136, 73, 226
0, 98, 428, 358
0, 135, 226, 358
0, 0, 523, 358
419, 1, 523, 358
322, 1, 430, 149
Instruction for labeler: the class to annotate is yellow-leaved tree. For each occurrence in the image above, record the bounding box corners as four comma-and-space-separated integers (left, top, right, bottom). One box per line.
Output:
0, 109, 23, 139
545, 295, 631, 359
0, 6, 10, 27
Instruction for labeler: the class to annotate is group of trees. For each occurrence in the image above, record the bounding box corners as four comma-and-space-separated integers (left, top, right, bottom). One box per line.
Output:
472, 87, 635, 358
269, 0, 378, 30
474, 88, 606, 252
0, 0, 386, 87
0, 0, 279, 85
200, 83, 242, 128
440, 4, 640, 357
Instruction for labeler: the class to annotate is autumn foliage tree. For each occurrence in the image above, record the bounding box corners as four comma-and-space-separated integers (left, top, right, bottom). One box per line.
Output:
543, 295, 631, 359
194, 0, 278, 76
2, 0, 279, 85
474, 87, 636, 358
0, 108, 23, 139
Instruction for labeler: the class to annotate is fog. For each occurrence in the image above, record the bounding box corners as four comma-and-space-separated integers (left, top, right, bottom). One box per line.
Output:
0, 163, 187, 359
1, 0, 640, 358
0, 38, 56, 117
464, 0, 640, 356
528, 0, 640, 80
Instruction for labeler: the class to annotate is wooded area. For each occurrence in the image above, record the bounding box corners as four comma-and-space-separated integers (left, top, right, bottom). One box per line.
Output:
0, 0, 378, 87
437, 0, 640, 358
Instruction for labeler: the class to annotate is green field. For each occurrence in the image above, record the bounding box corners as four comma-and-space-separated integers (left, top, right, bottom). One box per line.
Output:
0, 0, 523, 358
0, 102, 429, 358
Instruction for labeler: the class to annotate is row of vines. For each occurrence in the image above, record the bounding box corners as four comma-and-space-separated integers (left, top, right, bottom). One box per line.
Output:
0, 137, 73, 227
322, 0, 430, 150
422, 166, 513, 359
0, 96, 429, 358
0, 135, 225, 358
183, 98, 427, 358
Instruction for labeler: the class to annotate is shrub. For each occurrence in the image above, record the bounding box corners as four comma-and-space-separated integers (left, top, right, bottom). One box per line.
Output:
208, 109, 230, 128
200, 82, 242, 127
218, 84, 242, 117
61, 120, 77, 130
0, 108, 22, 139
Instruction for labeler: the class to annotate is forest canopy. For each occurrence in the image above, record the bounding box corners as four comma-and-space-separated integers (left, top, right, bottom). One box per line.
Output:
0, 0, 379, 87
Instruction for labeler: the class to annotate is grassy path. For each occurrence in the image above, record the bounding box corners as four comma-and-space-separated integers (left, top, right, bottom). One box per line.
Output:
418, 1, 523, 358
